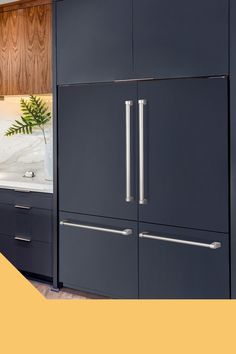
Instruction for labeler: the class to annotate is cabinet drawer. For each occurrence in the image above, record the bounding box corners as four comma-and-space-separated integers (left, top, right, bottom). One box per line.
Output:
59, 212, 138, 298
139, 223, 230, 299
0, 205, 52, 243
0, 234, 52, 277
0, 189, 52, 210
15, 208, 52, 244
0, 203, 15, 235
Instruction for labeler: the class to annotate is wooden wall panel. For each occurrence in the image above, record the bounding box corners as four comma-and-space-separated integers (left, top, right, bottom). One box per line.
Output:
0, 2, 52, 95
23, 4, 52, 94
0, 10, 25, 95
0, 0, 52, 13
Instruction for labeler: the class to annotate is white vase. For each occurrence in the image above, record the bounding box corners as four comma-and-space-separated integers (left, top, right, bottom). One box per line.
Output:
44, 142, 53, 181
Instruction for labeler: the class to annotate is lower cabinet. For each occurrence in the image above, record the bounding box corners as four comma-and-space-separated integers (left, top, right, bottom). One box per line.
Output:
0, 234, 52, 277
139, 223, 230, 299
0, 190, 53, 278
59, 214, 230, 299
59, 212, 138, 298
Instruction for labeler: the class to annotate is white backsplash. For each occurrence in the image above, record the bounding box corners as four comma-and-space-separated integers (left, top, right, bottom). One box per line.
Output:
0, 95, 53, 176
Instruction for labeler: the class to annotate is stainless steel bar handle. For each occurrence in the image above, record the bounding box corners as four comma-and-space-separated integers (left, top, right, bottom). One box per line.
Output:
14, 236, 31, 242
14, 205, 31, 210
114, 78, 154, 83
138, 99, 147, 205
139, 232, 221, 250
125, 100, 133, 202
14, 189, 31, 193
60, 221, 133, 236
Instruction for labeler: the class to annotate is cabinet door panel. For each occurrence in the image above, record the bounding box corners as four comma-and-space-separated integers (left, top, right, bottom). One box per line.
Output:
60, 212, 138, 298
56, 0, 133, 84
0, 234, 52, 277
133, 0, 228, 78
58, 83, 138, 220
138, 78, 228, 232
139, 223, 230, 299
14, 208, 52, 244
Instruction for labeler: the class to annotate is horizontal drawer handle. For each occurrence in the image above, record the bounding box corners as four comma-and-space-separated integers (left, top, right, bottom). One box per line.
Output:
14, 189, 31, 193
14, 205, 31, 210
60, 221, 133, 236
114, 78, 154, 83
14, 236, 31, 243
139, 232, 221, 250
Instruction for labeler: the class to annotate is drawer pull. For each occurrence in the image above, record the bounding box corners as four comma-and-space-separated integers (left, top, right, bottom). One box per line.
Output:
139, 232, 221, 250
14, 189, 31, 193
60, 221, 133, 236
14, 236, 31, 243
114, 78, 154, 83
14, 205, 31, 210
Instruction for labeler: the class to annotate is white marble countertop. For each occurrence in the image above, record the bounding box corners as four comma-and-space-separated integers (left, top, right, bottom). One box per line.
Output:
0, 171, 53, 193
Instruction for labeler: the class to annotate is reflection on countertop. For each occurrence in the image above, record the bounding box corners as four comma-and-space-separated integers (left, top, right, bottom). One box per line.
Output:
0, 171, 53, 193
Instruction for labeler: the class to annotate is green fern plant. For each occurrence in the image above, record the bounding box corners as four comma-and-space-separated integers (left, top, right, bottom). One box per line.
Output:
5, 95, 52, 144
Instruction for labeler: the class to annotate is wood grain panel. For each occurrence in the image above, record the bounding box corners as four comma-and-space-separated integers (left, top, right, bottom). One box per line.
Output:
0, 3, 52, 95
0, 9, 26, 95
23, 4, 52, 94
0, 0, 52, 13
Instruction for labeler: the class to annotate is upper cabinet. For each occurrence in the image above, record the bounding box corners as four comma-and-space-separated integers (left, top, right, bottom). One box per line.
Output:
133, 0, 228, 79
0, 0, 52, 95
56, 0, 228, 85
56, 0, 133, 84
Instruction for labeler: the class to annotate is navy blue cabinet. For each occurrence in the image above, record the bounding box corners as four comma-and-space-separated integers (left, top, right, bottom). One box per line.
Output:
59, 78, 228, 232
56, 0, 228, 84
56, 0, 230, 298
138, 78, 229, 232
58, 83, 138, 221
56, 0, 133, 84
58, 78, 229, 298
60, 212, 138, 298
133, 0, 228, 79
0, 190, 53, 278
139, 223, 230, 299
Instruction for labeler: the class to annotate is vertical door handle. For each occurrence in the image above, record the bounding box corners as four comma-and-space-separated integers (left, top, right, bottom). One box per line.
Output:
139, 99, 147, 205
125, 100, 134, 202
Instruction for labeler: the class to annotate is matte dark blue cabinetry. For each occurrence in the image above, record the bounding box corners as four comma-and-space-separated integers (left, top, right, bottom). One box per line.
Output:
138, 78, 229, 233
58, 83, 138, 221
58, 78, 229, 298
139, 223, 230, 299
133, 0, 228, 79
0, 190, 53, 277
59, 212, 138, 298
58, 78, 228, 233
56, 0, 228, 84
55, 0, 231, 298
0, 236, 52, 278
56, 0, 133, 84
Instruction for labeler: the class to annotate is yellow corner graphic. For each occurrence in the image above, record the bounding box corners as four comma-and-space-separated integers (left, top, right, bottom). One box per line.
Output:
0, 254, 45, 302
0, 253, 236, 354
